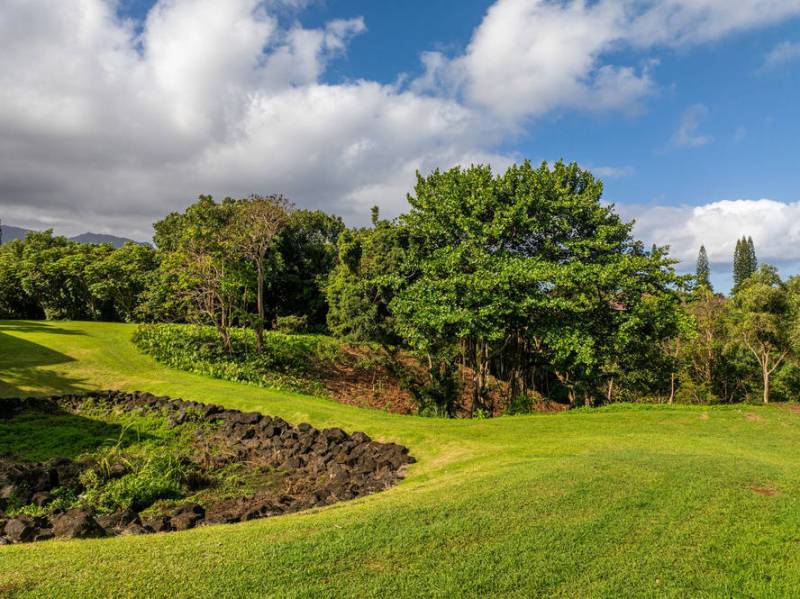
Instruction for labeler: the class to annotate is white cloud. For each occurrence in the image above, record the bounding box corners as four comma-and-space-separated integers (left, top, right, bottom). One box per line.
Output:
413, 0, 653, 124
413, 0, 800, 125
1, 0, 799, 239
626, 0, 800, 47
0, 0, 502, 238
624, 199, 800, 267
762, 40, 800, 70
673, 104, 713, 147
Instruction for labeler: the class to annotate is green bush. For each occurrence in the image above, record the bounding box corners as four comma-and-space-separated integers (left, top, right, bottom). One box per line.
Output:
276, 314, 309, 334
132, 324, 342, 396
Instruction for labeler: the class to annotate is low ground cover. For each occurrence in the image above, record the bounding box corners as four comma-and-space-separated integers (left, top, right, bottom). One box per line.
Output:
3, 320, 800, 597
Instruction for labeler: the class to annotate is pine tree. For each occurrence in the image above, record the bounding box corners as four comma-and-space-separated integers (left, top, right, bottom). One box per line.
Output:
733, 238, 744, 290
733, 236, 758, 291
746, 236, 757, 278
696, 244, 711, 290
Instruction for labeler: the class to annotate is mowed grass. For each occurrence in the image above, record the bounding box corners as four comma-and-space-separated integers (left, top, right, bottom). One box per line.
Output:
2, 321, 800, 598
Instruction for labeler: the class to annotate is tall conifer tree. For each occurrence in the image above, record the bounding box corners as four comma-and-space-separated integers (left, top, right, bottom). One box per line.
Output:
747, 236, 757, 277
733, 236, 758, 291
696, 245, 711, 290
733, 238, 744, 289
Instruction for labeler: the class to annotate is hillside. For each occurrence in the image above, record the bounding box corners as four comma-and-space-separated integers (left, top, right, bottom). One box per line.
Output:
68, 232, 148, 247
2, 320, 800, 597
1, 224, 147, 248
0, 224, 28, 242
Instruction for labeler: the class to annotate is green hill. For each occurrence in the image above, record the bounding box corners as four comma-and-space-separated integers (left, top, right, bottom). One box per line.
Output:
2, 320, 800, 598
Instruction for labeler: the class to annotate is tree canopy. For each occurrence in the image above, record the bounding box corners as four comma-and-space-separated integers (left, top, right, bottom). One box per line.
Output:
5, 162, 800, 416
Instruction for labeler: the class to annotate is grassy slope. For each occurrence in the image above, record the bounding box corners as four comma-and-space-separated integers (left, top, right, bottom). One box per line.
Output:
2, 321, 800, 598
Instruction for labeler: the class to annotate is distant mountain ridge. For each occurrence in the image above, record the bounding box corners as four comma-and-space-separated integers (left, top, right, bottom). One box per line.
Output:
0, 224, 28, 243
1, 224, 148, 248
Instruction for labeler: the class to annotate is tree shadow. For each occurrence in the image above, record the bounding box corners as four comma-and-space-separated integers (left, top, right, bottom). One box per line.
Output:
0, 402, 143, 462
0, 330, 88, 398
0, 320, 87, 336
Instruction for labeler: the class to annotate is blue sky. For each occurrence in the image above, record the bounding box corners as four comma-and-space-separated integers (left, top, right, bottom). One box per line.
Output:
117, 0, 800, 209
2, 0, 800, 289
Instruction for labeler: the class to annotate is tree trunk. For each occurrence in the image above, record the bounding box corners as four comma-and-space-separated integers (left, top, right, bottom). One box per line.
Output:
218, 310, 232, 354
607, 377, 614, 403
669, 371, 675, 405
763, 359, 770, 404
255, 261, 264, 353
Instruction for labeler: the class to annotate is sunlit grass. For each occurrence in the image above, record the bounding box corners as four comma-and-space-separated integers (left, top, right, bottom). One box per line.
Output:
2, 320, 800, 598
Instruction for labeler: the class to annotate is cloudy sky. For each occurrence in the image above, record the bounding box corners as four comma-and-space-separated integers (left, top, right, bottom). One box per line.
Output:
1, 0, 799, 287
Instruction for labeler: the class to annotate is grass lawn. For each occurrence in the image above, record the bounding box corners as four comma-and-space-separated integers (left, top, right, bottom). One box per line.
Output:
2, 320, 800, 598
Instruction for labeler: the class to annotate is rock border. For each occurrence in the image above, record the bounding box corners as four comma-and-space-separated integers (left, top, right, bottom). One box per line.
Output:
0, 391, 415, 544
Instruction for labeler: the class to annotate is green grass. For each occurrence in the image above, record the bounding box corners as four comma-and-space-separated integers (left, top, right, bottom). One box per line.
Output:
2, 320, 800, 597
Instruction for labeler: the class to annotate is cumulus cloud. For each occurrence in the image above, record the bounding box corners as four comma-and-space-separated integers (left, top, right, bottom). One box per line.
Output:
1, 0, 799, 239
413, 0, 653, 124
413, 0, 800, 125
672, 104, 713, 147
0, 0, 501, 238
624, 199, 800, 268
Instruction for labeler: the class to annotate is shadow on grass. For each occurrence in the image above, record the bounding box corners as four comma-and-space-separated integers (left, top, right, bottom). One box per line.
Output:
0, 403, 145, 462
0, 320, 87, 336
0, 330, 88, 397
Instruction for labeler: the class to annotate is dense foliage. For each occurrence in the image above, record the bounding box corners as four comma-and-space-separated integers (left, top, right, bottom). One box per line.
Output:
5, 160, 800, 415
0, 231, 155, 321
329, 162, 684, 413
133, 323, 340, 397
143, 195, 343, 341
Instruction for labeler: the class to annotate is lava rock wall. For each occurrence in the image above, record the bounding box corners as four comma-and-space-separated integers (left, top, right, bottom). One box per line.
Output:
0, 391, 415, 544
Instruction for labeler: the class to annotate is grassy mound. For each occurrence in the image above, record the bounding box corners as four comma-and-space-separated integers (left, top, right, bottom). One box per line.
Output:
3, 320, 800, 597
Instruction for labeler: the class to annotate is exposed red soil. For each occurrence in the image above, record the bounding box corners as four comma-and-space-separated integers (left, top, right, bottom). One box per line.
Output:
319, 348, 568, 416
750, 485, 779, 496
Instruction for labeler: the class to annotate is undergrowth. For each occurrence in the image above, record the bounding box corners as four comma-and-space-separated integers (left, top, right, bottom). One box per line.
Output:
132, 324, 341, 397
2, 403, 276, 517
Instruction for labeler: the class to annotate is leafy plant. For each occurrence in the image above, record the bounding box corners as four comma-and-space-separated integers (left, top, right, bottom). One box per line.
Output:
133, 323, 345, 396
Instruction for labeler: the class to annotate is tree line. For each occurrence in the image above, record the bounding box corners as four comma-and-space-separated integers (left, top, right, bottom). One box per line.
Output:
2, 161, 799, 414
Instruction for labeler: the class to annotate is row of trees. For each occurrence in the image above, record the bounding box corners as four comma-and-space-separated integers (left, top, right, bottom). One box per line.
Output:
0, 199, 343, 336
675, 267, 799, 405
0, 232, 156, 321
694, 236, 758, 292
3, 160, 799, 414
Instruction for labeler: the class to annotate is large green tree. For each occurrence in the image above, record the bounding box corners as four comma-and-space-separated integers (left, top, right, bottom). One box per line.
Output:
86, 243, 158, 322
326, 216, 407, 347
268, 209, 344, 329
391, 161, 681, 413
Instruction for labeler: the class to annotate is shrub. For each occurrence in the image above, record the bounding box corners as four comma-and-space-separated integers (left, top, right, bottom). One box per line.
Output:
132, 323, 341, 396
276, 314, 309, 334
